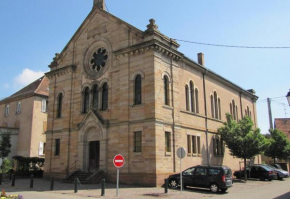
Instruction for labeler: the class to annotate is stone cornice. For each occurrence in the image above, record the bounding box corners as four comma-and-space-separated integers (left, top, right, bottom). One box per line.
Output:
45, 65, 76, 79
114, 40, 183, 61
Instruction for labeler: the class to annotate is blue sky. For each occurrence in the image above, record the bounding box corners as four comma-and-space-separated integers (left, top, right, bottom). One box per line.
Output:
0, 0, 289, 134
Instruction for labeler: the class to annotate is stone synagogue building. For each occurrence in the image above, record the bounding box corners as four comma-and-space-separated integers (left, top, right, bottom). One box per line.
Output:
44, 0, 259, 186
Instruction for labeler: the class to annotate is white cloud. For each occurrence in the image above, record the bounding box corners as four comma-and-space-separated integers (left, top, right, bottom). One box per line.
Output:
3, 83, 9, 89
14, 68, 45, 89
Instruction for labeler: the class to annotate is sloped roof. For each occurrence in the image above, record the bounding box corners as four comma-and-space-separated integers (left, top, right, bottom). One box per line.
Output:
0, 76, 49, 104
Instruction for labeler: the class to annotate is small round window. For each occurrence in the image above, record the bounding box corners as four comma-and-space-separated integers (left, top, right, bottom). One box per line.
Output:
90, 47, 108, 72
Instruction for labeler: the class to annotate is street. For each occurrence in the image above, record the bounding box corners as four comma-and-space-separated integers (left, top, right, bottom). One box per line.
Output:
1, 178, 290, 199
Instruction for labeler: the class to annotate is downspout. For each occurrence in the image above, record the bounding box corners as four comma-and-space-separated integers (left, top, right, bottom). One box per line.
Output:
202, 71, 210, 166
170, 56, 176, 172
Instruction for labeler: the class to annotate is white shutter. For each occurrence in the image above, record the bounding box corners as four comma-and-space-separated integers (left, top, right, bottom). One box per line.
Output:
41, 99, 46, 112
39, 142, 44, 156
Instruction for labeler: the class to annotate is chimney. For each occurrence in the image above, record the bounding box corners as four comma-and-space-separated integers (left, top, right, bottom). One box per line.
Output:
94, 0, 105, 9
197, 53, 205, 66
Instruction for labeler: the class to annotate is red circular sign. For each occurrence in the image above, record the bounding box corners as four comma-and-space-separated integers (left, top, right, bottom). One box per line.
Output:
113, 154, 125, 168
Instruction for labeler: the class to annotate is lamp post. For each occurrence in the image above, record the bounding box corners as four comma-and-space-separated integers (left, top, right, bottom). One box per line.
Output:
286, 90, 290, 106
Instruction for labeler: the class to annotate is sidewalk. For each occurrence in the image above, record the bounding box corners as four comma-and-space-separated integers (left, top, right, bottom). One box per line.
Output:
0, 178, 287, 199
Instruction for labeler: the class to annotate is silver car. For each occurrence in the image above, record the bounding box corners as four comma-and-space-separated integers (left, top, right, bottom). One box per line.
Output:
265, 165, 289, 180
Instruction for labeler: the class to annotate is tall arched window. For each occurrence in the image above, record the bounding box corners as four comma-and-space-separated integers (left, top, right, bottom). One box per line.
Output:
83, 87, 90, 113
134, 75, 142, 105
102, 83, 108, 110
185, 85, 189, 111
190, 81, 195, 112
195, 88, 199, 113
230, 103, 233, 116
57, 93, 63, 118
164, 76, 169, 105
218, 98, 221, 120
214, 92, 218, 119
232, 100, 236, 120
236, 105, 239, 120
211, 95, 214, 118
92, 85, 99, 110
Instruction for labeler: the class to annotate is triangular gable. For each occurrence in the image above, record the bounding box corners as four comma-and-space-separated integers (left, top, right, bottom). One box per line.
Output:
78, 109, 109, 129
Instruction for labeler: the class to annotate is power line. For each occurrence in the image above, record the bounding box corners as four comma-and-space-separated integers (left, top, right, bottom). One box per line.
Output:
173, 39, 290, 49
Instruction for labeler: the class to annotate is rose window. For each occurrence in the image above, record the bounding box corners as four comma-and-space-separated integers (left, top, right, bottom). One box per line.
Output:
90, 47, 108, 72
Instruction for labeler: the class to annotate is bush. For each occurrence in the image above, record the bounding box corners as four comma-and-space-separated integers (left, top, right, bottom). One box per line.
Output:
0, 158, 13, 174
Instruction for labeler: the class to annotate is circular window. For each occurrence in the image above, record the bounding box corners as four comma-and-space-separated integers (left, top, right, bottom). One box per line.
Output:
90, 47, 108, 72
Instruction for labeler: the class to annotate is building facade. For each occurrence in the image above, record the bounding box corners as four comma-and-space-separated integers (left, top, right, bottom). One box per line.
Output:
44, 0, 259, 186
0, 76, 48, 159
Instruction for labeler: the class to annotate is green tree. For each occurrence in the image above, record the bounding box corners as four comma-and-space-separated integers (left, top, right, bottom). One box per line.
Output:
0, 133, 12, 174
264, 129, 289, 163
218, 114, 269, 181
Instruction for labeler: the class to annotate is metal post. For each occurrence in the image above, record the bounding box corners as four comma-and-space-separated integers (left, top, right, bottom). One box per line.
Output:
180, 157, 182, 193
30, 175, 34, 188
116, 168, 119, 197
267, 98, 273, 130
12, 174, 15, 186
164, 179, 168, 194
0, 173, 2, 185
50, 177, 54, 190
101, 179, 105, 196
74, 178, 78, 193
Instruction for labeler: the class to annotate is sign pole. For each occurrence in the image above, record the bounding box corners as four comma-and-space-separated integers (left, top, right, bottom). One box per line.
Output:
180, 156, 182, 193
116, 168, 119, 197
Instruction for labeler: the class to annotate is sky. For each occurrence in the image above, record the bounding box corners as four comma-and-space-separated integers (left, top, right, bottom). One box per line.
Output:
0, 0, 289, 134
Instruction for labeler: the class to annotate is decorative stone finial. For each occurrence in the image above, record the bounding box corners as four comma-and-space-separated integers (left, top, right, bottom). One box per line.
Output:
94, 0, 105, 10
146, 19, 159, 32
49, 53, 60, 68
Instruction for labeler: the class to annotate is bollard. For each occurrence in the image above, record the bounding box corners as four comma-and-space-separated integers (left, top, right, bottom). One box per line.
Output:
164, 179, 168, 194
30, 175, 34, 188
0, 174, 2, 185
50, 177, 54, 191
101, 179, 105, 196
74, 178, 78, 193
12, 174, 15, 186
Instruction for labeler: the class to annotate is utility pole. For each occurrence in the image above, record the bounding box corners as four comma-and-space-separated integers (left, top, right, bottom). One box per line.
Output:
267, 98, 273, 130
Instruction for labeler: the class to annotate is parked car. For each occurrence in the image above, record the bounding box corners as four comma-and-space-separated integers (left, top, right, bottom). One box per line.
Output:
168, 165, 233, 193
271, 163, 283, 170
264, 164, 289, 180
233, 165, 276, 181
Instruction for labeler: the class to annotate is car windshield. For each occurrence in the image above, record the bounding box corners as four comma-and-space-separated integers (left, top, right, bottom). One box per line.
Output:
261, 166, 271, 171
274, 164, 283, 170
266, 165, 276, 170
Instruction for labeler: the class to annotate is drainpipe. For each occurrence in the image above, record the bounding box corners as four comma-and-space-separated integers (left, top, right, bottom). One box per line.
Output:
202, 71, 210, 166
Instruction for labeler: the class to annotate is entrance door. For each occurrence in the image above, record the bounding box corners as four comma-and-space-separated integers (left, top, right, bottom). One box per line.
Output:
89, 141, 100, 173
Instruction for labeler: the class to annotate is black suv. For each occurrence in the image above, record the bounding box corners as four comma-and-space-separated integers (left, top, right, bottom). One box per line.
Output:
168, 165, 233, 193
233, 165, 276, 181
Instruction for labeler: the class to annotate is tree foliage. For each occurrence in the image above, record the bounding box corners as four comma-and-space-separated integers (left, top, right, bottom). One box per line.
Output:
0, 133, 11, 159
218, 114, 269, 180
264, 129, 290, 162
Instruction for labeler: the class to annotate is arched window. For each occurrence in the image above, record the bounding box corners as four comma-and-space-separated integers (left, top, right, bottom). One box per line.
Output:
82, 87, 90, 113
236, 105, 239, 120
92, 85, 99, 110
232, 100, 236, 120
185, 85, 189, 111
195, 88, 199, 113
230, 103, 232, 116
57, 93, 63, 118
214, 92, 218, 119
101, 83, 108, 110
246, 106, 250, 117
134, 75, 142, 105
164, 76, 169, 105
211, 95, 214, 118
218, 98, 221, 120
190, 81, 195, 112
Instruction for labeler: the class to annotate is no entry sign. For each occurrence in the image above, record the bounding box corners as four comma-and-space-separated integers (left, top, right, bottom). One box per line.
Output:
113, 154, 125, 168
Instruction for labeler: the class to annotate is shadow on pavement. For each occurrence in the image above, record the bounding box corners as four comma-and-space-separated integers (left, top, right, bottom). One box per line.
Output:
274, 191, 290, 199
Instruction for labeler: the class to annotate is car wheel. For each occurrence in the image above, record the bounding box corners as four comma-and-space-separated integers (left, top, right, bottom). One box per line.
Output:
210, 183, 219, 193
220, 188, 228, 193
277, 175, 283, 180
268, 178, 272, 181
169, 179, 178, 189
259, 175, 265, 181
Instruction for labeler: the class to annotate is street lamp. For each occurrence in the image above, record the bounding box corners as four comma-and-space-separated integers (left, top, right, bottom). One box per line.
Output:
287, 90, 290, 106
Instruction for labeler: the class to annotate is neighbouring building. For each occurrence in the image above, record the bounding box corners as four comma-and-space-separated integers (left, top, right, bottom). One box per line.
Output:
44, 0, 259, 186
0, 76, 49, 160
275, 118, 290, 140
